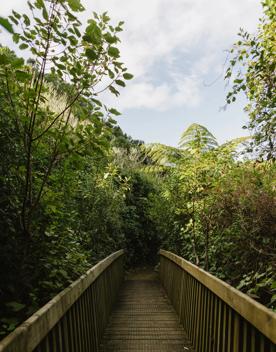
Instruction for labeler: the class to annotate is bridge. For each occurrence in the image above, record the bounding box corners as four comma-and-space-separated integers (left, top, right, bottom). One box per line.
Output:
0, 250, 275, 352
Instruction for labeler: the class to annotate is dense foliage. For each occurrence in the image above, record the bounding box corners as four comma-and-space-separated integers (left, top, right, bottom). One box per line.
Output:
145, 127, 276, 309
0, 0, 136, 336
225, 0, 276, 159
0, 0, 275, 339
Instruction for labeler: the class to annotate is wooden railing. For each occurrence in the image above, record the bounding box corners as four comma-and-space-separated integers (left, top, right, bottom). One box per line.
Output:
159, 250, 276, 352
0, 250, 124, 352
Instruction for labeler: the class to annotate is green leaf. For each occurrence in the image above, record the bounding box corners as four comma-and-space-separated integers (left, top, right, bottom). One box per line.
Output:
15, 70, 32, 82
115, 79, 126, 87
92, 11, 99, 19
68, 35, 78, 46
0, 54, 10, 65
102, 12, 111, 23
115, 26, 123, 32
92, 98, 102, 107
67, 0, 84, 12
5, 302, 26, 312
108, 46, 120, 58
23, 14, 31, 26
19, 43, 28, 50
42, 8, 48, 21
108, 117, 117, 124
85, 20, 102, 45
123, 73, 134, 80
13, 57, 25, 68
59, 269, 69, 279
109, 86, 120, 97
108, 69, 115, 79
55, 63, 66, 70
109, 108, 121, 116
104, 33, 117, 44
1, 317, 19, 332
234, 78, 243, 84
73, 26, 81, 37
8, 16, 19, 25
27, 1, 34, 10
12, 33, 20, 43
12, 10, 21, 20
34, 0, 44, 9
0, 17, 14, 34
85, 48, 98, 60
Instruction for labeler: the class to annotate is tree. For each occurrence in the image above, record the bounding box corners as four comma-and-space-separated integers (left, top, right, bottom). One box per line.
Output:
0, 0, 134, 336
142, 143, 183, 173
146, 123, 276, 309
0, 0, 133, 235
225, 0, 276, 159
178, 123, 218, 153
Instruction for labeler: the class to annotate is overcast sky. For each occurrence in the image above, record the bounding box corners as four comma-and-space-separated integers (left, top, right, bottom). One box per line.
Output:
0, 0, 262, 146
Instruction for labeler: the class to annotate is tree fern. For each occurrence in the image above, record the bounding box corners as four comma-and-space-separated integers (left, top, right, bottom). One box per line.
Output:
178, 123, 218, 153
141, 143, 184, 173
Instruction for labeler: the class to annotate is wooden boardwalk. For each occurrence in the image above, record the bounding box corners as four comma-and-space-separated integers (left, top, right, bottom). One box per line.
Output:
1, 252, 275, 351
100, 270, 194, 352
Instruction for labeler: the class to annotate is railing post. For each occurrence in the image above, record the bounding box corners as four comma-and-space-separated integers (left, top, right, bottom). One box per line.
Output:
0, 250, 125, 352
159, 250, 276, 352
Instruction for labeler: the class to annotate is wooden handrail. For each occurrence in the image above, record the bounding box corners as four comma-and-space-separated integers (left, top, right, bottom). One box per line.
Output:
0, 250, 125, 352
159, 249, 276, 351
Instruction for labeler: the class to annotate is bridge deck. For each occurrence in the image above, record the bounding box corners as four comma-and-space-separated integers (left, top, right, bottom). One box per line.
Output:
100, 270, 194, 352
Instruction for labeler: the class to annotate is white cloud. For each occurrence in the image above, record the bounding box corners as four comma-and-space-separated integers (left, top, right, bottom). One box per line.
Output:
83, 0, 261, 75
0, 0, 262, 112
84, 0, 261, 111
107, 75, 201, 111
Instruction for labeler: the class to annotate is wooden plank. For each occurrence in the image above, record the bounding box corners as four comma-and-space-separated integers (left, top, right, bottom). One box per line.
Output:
216, 299, 222, 352
100, 273, 194, 352
160, 250, 276, 344
233, 313, 240, 352
221, 303, 227, 352
0, 250, 124, 352
242, 320, 248, 352
213, 295, 218, 351
207, 291, 214, 352
227, 307, 232, 352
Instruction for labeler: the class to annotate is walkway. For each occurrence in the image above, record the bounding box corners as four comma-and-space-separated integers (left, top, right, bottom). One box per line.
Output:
1, 251, 275, 351
100, 269, 194, 352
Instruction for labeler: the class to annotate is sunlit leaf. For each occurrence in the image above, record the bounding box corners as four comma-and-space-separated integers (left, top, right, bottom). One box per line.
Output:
0, 17, 14, 33
108, 46, 120, 58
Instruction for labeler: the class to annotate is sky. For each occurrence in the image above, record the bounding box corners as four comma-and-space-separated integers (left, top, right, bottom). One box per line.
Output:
0, 0, 262, 146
